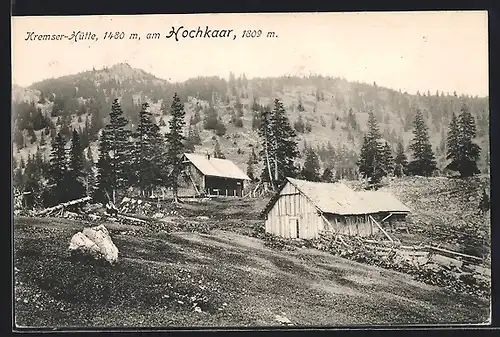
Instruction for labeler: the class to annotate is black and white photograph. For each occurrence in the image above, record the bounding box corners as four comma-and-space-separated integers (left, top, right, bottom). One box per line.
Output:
11, 11, 491, 328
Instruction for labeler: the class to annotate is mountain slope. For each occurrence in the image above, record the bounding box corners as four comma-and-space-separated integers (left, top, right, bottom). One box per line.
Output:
11, 64, 490, 176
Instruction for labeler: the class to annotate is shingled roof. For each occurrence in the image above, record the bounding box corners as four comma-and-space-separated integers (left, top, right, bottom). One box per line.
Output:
263, 177, 410, 216
183, 153, 251, 180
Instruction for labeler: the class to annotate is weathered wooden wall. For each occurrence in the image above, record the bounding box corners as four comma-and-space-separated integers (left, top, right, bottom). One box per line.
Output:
178, 163, 205, 197
265, 182, 324, 239
324, 214, 377, 237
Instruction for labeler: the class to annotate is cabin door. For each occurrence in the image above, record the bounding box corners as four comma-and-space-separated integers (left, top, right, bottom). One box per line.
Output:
289, 217, 300, 238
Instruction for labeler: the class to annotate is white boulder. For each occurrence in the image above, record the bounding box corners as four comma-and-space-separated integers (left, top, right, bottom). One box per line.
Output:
68, 224, 119, 264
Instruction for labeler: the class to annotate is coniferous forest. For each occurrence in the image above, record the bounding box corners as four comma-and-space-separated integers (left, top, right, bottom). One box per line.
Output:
12, 63, 489, 208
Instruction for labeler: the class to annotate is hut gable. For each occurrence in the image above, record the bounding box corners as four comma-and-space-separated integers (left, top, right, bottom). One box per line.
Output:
180, 153, 250, 197
183, 153, 250, 180
262, 177, 411, 239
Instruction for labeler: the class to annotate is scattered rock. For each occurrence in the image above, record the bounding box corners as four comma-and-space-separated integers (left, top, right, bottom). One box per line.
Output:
275, 313, 293, 326
152, 213, 165, 219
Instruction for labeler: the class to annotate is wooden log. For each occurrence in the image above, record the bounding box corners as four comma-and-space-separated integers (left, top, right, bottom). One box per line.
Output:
424, 245, 483, 262
117, 213, 148, 224
35, 196, 92, 216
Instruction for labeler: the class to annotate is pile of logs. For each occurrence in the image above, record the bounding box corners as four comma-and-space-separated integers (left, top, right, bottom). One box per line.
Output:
35, 196, 92, 217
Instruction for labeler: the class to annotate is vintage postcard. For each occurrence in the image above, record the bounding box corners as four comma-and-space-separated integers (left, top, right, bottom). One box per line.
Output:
11, 12, 490, 329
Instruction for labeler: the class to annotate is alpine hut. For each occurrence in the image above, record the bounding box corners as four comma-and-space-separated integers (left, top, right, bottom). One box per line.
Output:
262, 177, 410, 239
179, 153, 251, 197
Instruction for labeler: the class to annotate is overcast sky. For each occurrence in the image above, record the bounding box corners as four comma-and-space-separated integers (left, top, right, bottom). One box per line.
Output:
11, 11, 489, 96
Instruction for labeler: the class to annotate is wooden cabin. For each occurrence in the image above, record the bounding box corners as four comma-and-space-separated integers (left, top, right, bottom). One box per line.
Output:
262, 177, 410, 239
178, 153, 251, 197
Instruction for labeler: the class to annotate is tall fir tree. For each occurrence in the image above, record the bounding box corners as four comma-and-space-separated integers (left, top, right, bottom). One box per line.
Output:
321, 167, 334, 183
132, 102, 164, 196
48, 132, 69, 204
100, 99, 132, 202
357, 111, 385, 185
268, 99, 300, 185
394, 141, 408, 177
67, 129, 86, 201
381, 142, 394, 176
408, 109, 437, 176
96, 130, 113, 202
301, 147, 321, 182
257, 105, 275, 185
446, 104, 481, 177
446, 112, 460, 161
347, 108, 359, 131
164, 93, 186, 201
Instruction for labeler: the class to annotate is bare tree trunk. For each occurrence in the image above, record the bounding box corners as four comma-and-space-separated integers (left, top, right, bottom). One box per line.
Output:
274, 137, 279, 183
264, 140, 274, 190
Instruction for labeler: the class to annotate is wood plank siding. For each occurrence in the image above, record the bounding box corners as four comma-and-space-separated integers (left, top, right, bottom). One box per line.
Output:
264, 181, 406, 239
265, 182, 324, 239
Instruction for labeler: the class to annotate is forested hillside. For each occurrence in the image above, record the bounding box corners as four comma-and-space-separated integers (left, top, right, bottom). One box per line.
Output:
12, 62, 490, 188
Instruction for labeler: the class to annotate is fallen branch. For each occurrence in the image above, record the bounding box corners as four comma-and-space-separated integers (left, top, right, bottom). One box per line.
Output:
338, 235, 350, 247
35, 196, 92, 216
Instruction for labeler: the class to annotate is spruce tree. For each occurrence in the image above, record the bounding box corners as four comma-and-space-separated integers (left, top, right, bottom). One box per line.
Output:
268, 99, 300, 185
302, 147, 321, 182
101, 99, 132, 202
394, 141, 408, 177
164, 93, 186, 201
357, 112, 385, 184
258, 105, 275, 185
321, 167, 334, 183
446, 112, 460, 162
60, 117, 72, 141
96, 130, 113, 202
408, 109, 437, 176
132, 102, 163, 196
381, 142, 394, 176
347, 108, 358, 131
48, 132, 68, 204
446, 104, 481, 177
297, 98, 305, 112
67, 129, 86, 201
